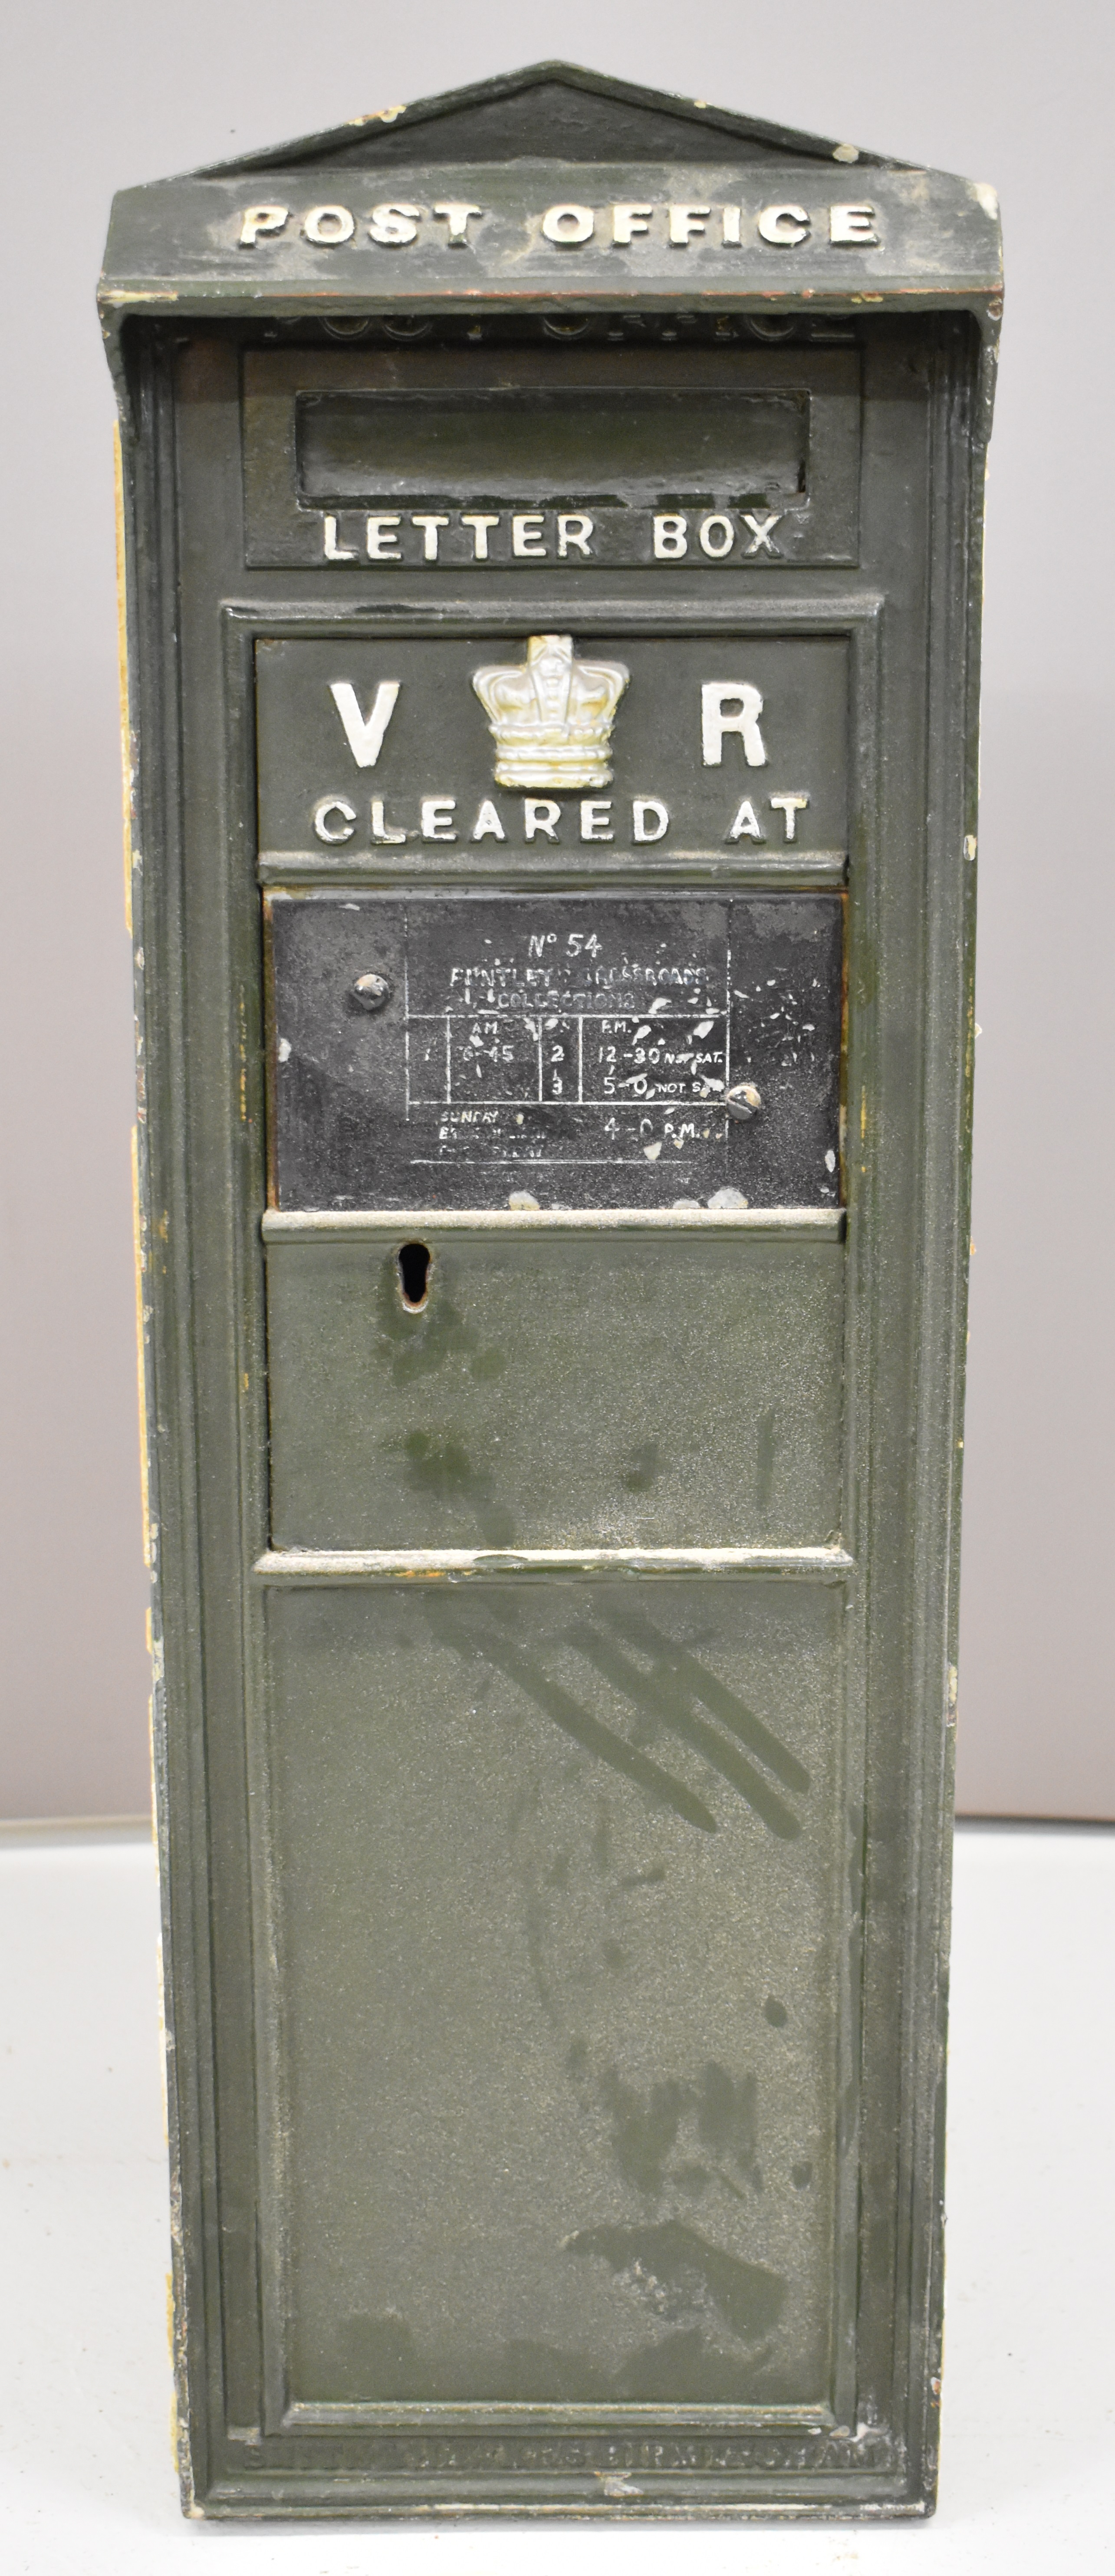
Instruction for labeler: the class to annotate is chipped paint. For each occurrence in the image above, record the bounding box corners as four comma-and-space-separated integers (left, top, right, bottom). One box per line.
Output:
113, 423, 136, 935
166, 2273, 182, 2475
262, 1205, 844, 1237
131, 1125, 154, 1573
168, 2160, 194, 2507
254, 1543, 855, 1582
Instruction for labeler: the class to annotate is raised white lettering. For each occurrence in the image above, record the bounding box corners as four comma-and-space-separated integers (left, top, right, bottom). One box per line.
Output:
612, 203, 653, 244
758, 203, 811, 246
541, 204, 595, 245
524, 799, 561, 841
769, 792, 809, 840
580, 800, 613, 842
313, 796, 355, 843
727, 798, 764, 842
432, 201, 482, 245
557, 513, 593, 558
699, 513, 735, 559
322, 515, 356, 561
512, 513, 546, 558
411, 513, 449, 559
742, 510, 782, 556
303, 204, 355, 245
829, 202, 878, 245
239, 204, 289, 247
721, 205, 742, 245
702, 684, 767, 768
471, 800, 505, 841
421, 798, 457, 841
461, 513, 500, 559
329, 680, 400, 768
668, 204, 710, 246
368, 203, 421, 246
365, 514, 401, 560
653, 513, 688, 559
371, 799, 406, 845
632, 798, 669, 843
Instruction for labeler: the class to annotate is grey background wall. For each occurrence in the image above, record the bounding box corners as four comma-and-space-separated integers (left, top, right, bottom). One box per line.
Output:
1, 0, 1110, 1818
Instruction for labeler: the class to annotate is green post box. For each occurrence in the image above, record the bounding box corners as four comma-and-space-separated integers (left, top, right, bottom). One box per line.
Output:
100, 62, 1001, 2520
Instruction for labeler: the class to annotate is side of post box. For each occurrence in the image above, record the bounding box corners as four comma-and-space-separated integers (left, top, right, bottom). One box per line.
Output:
99, 63, 1001, 2520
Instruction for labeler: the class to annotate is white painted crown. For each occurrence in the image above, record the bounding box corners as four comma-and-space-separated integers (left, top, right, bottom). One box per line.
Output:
472, 634, 629, 790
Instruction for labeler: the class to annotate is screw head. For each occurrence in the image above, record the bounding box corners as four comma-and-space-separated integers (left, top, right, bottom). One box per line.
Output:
725, 1080, 763, 1122
352, 970, 392, 1013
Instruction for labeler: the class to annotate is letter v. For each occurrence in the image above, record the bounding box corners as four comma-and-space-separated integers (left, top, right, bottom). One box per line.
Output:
329, 679, 401, 767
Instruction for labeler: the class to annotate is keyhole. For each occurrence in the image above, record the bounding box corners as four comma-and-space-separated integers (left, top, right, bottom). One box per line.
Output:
397, 1241, 431, 1310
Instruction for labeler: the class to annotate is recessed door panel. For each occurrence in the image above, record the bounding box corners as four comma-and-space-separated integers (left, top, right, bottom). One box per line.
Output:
265, 1226, 844, 1551
262, 1577, 851, 2418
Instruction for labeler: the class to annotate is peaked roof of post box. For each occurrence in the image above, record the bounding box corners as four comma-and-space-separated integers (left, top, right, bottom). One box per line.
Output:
98, 58, 1003, 406
190, 60, 898, 177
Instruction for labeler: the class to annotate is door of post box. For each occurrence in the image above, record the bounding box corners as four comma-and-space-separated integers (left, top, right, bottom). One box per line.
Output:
102, 62, 1000, 2520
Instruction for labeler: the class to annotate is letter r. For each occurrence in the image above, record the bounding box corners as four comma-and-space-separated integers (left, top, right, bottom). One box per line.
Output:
701, 682, 767, 768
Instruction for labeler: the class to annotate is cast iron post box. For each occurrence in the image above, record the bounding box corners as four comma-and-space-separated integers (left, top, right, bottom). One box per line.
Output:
100, 63, 1001, 2520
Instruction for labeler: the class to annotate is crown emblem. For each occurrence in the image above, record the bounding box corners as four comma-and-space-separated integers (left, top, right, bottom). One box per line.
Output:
472, 633, 630, 790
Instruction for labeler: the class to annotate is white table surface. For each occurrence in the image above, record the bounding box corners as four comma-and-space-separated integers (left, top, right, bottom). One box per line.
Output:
2, 1823, 1112, 2571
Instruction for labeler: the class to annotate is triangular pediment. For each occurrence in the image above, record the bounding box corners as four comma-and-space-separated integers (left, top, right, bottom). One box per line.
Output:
197, 60, 895, 177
